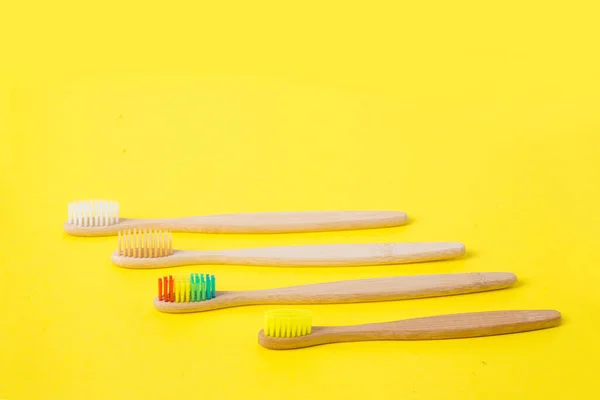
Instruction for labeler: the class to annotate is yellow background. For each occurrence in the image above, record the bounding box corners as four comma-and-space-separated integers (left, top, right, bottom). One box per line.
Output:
2, 0, 599, 398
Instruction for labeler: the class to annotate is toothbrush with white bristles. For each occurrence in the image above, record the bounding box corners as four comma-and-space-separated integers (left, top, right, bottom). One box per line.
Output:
64, 200, 409, 237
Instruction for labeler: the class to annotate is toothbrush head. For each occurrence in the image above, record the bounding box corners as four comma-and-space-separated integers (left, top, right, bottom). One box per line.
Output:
264, 309, 313, 338
157, 273, 216, 302
117, 229, 173, 258
67, 200, 119, 227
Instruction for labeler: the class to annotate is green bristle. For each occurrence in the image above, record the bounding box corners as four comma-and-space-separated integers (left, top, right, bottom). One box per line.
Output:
194, 273, 199, 302
204, 274, 210, 300
210, 275, 216, 298
190, 273, 196, 302
198, 273, 202, 302
200, 274, 206, 300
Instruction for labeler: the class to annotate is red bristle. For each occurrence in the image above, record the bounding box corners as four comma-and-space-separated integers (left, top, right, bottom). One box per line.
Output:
169, 276, 174, 302
158, 278, 163, 301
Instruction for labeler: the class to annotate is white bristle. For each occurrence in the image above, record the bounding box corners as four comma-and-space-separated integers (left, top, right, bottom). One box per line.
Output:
82, 202, 88, 227
73, 201, 79, 226
80, 201, 85, 226
78, 201, 83, 226
67, 200, 120, 227
93, 200, 99, 227
86, 201, 92, 227
99, 202, 105, 226
90, 200, 95, 227
113, 201, 119, 224
79, 201, 83, 226
86, 201, 91, 227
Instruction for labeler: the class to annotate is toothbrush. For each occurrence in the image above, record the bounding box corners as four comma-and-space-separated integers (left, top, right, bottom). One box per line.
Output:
112, 229, 465, 269
65, 200, 408, 236
258, 309, 562, 350
154, 272, 516, 313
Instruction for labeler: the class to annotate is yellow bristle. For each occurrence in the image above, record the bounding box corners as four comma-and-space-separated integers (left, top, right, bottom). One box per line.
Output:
173, 279, 178, 302
180, 276, 185, 302
180, 277, 185, 302
179, 277, 185, 302
185, 278, 190, 302
175, 276, 189, 303
144, 230, 149, 258
264, 309, 312, 338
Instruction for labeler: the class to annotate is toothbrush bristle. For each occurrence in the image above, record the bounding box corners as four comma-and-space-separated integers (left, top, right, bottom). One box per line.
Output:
158, 273, 216, 302
67, 200, 119, 227
118, 229, 173, 258
264, 309, 312, 338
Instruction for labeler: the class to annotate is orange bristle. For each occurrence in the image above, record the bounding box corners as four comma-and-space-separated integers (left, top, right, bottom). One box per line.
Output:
169, 276, 174, 302
158, 278, 163, 301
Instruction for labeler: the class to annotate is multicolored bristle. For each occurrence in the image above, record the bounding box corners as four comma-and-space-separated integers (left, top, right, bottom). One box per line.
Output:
68, 200, 119, 227
158, 273, 216, 302
264, 309, 312, 338
118, 229, 173, 258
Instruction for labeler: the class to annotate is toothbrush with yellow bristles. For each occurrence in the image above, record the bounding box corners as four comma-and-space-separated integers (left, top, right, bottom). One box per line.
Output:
65, 200, 409, 236
153, 272, 516, 313
258, 309, 562, 350
113, 229, 466, 269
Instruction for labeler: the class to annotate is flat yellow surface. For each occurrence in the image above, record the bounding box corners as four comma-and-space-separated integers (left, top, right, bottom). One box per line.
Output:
2, 1, 600, 398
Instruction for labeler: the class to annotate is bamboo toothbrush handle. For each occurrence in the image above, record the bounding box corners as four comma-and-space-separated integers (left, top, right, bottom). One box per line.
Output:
250, 272, 515, 303
211, 242, 465, 267
113, 242, 466, 268
174, 211, 408, 233
339, 310, 562, 340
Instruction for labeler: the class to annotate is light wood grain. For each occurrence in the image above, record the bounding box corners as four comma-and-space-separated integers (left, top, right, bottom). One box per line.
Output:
64, 210, 408, 236
112, 242, 466, 269
258, 310, 562, 350
154, 272, 516, 313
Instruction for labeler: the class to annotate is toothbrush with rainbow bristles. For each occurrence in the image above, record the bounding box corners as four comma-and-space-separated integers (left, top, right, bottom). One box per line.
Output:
112, 229, 465, 269
153, 272, 516, 313
65, 200, 409, 236
258, 309, 562, 350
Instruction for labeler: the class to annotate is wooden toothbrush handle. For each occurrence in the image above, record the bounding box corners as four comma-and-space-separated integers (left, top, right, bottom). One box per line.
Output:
344, 310, 562, 340
165, 211, 408, 233
249, 273, 515, 303
214, 242, 465, 267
